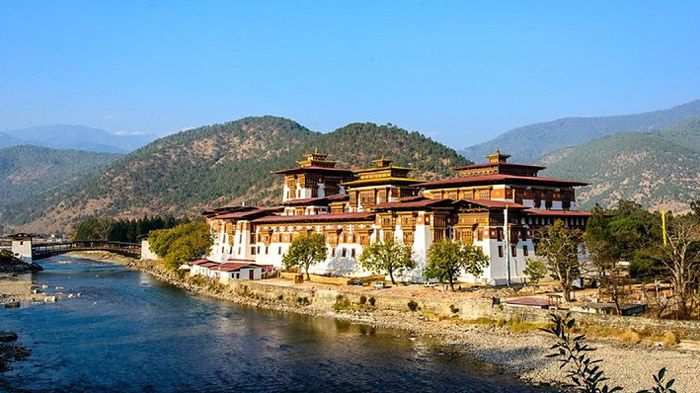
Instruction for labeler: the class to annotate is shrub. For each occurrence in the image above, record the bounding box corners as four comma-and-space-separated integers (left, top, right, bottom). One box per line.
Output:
661, 331, 679, 348
277, 294, 284, 301
359, 295, 367, 305
368, 297, 376, 307
618, 329, 641, 344
407, 300, 419, 311
333, 295, 351, 311
296, 297, 310, 306
449, 304, 459, 314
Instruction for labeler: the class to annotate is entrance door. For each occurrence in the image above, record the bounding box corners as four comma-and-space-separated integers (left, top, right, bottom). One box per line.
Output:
249, 270, 254, 280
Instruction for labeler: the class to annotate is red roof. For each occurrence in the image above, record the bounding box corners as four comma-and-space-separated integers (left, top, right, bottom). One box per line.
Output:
227, 258, 256, 262
282, 193, 349, 206
525, 209, 591, 217
371, 198, 451, 210
191, 259, 214, 266
398, 195, 425, 202
251, 212, 375, 224
504, 297, 557, 307
212, 206, 282, 220
452, 162, 546, 171
415, 174, 588, 188
273, 166, 354, 174
219, 262, 259, 272
463, 199, 529, 209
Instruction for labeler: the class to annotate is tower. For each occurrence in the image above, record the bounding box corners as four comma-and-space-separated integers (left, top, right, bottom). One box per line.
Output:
10, 233, 33, 263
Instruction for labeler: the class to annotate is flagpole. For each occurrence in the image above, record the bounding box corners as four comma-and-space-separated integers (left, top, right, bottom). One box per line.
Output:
661, 209, 667, 246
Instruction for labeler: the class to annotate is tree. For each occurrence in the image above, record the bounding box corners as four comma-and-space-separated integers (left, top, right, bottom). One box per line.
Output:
690, 199, 700, 217
148, 222, 213, 270
585, 204, 629, 314
425, 239, 488, 291
72, 217, 114, 240
523, 258, 547, 285
535, 220, 583, 302
657, 214, 700, 319
282, 233, 328, 280
358, 238, 415, 285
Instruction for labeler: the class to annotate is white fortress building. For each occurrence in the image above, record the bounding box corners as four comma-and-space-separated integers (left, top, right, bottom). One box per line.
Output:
204, 150, 590, 285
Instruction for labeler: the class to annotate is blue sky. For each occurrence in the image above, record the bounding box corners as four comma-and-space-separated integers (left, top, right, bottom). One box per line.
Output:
1, 1, 699, 148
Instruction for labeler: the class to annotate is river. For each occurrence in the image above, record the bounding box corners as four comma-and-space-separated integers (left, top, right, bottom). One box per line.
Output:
1, 256, 557, 393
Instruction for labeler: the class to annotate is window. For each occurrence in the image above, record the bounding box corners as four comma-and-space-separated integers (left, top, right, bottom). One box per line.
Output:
331, 248, 336, 257
511, 245, 517, 257
342, 248, 347, 257
251, 247, 256, 255
477, 230, 483, 241
265, 246, 269, 255
278, 246, 282, 255
498, 246, 504, 258
351, 249, 356, 258
523, 245, 529, 256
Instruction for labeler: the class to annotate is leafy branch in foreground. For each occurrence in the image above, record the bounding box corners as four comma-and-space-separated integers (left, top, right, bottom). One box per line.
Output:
542, 313, 676, 393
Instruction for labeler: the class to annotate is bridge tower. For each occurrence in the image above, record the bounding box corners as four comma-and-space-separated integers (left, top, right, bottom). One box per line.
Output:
10, 233, 33, 263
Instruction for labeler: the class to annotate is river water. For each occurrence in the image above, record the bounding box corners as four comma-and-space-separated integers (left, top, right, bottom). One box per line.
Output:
1, 256, 556, 393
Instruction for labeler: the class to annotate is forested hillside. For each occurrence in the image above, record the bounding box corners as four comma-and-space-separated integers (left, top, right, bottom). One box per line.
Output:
1, 117, 469, 233
538, 118, 700, 212
0, 146, 119, 217
461, 99, 700, 163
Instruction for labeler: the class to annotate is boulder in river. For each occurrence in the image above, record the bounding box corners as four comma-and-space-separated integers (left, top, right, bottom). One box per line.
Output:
0, 332, 18, 343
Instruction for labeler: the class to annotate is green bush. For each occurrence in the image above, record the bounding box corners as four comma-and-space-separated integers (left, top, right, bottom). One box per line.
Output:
359, 295, 367, 305
369, 297, 376, 307
333, 295, 351, 311
407, 300, 419, 312
449, 304, 459, 314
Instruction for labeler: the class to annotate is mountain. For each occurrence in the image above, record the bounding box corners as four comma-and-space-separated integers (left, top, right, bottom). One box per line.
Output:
0, 132, 24, 149
1, 125, 157, 153
460, 99, 700, 163
537, 118, 700, 212
0, 116, 469, 233
0, 146, 120, 231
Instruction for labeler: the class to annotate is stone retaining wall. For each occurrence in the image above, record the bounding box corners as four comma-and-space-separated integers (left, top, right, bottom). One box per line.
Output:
223, 278, 700, 339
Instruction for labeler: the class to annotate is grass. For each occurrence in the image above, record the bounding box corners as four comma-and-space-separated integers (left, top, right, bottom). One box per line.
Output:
459, 316, 549, 332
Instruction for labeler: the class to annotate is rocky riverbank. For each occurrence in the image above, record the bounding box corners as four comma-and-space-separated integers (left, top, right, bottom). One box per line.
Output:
0, 332, 29, 373
0, 252, 42, 274
68, 252, 700, 392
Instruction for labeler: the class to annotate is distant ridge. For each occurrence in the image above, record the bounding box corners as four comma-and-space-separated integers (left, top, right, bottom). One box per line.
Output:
460, 99, 700, 163
538, 118, 700, 212
0, 132, 24, 149
0, 145, 120, 230
1, 124, 157, 153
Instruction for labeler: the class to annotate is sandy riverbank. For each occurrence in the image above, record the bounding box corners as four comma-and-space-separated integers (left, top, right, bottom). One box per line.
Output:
66, 252, 700, 392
